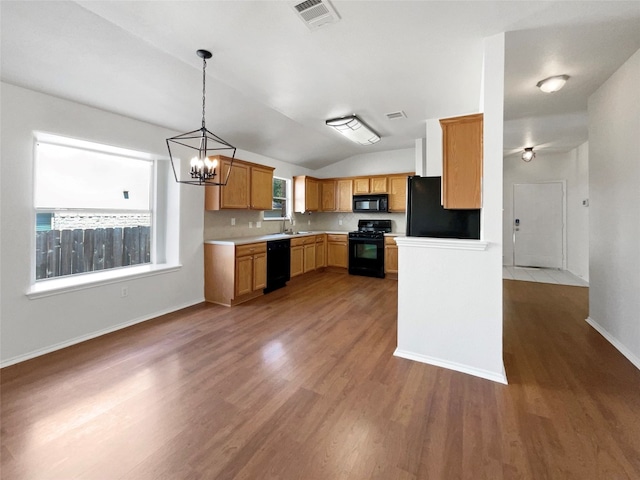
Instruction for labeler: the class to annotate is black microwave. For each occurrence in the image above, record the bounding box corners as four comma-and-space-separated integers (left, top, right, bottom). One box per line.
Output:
352, 194, 389, 213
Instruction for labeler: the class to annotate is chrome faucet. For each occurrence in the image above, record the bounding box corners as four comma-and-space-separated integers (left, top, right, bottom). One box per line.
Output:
280, 204, 291, 234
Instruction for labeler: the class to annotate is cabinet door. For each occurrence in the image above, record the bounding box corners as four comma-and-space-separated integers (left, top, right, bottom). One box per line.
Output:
306, 178, 319, 211
221, 160, 250, 209
371, 177, 388, 193
384, 238, 398, 274
250, 166, 274, 210
235, 255, 253, 296
290, 245, 304, 277
353, 178, 370, 194
253, 252, 267, 290
304, 243, 316, 273
315, 236, 326, 268
335, 179, 353, 212
440, 113, 483, 209
388, 175, 407, 212
321, 180, 336, 212
327, 235, 348, 268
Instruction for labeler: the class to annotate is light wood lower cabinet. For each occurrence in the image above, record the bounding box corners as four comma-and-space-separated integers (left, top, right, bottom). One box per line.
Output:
292, 236, 316, 276
316, 235, 326, 268
384, 236, 398, 275
304, 239, 316, 273
327, 234, 348, 268
290, 241, 304, 278
205, 242, 267, 306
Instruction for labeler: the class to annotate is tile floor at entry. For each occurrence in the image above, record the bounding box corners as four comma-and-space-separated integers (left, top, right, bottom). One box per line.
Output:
502, 266, 589, 287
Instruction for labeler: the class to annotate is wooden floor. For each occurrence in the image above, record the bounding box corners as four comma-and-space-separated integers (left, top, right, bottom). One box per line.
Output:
2, 273, 639, 479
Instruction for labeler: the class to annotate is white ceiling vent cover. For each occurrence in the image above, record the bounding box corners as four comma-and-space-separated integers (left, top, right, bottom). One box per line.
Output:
292, 0, 340, 31
385, 111, 407, 120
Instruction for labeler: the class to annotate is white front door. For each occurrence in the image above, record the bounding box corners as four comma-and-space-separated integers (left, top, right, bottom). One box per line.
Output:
513, 182, 564, 268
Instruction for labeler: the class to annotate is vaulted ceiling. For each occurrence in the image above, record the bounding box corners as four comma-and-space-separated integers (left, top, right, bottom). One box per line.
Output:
2, 1, 639, 168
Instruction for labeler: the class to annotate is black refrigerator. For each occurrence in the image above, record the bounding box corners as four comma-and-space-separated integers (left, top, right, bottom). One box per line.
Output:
406, 176, 480, 239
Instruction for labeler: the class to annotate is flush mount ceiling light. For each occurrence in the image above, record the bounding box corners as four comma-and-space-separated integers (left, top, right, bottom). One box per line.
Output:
325, 115, 380, 145
522, 147, 536, 162
166, 50, 236, 186
536, 74, 570, 93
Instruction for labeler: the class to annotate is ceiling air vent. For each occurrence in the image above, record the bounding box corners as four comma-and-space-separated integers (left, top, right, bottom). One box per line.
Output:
385, 111, 407, 120
292, 0, 340, 31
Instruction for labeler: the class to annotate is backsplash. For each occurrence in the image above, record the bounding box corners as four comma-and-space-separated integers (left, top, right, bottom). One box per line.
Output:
308, 212, 406, 233
204, 210, 406, 239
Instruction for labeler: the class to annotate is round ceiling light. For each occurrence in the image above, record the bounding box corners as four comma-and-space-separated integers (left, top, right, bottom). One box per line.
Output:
522, 147, 535, 162
536, 74, 570, 93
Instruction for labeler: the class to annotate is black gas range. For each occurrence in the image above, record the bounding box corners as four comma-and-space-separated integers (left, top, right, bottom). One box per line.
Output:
348, 220, 392, 278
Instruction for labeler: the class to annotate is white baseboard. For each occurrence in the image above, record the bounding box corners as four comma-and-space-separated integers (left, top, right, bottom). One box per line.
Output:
585, 316, 640, 371
0, 299, 204, 368
393, 348, 508, 385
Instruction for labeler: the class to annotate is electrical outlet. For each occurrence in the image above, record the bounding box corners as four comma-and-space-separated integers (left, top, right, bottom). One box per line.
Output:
256, 221, 261, 228
121, 287, 128, 298
231, 218, 236, 226
308, 220, 311, 225
339, 219, 343, 225
249, 221, 253, 228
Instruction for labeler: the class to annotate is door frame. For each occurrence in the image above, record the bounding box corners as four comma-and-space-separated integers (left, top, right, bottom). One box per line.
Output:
512, 180, 567, 270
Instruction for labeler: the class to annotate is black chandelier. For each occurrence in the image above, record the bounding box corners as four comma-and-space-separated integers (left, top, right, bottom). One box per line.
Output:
166, 49, 236, 186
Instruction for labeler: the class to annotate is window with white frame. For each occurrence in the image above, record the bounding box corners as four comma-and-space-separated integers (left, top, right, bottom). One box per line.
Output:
263, 176, 290, 220
34, 136, 157, 281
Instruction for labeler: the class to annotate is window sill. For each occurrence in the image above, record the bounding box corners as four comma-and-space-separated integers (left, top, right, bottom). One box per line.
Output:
26, 263, 182, 299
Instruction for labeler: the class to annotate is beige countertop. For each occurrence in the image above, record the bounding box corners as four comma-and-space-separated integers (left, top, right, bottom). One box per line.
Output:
205, 231, 403, 245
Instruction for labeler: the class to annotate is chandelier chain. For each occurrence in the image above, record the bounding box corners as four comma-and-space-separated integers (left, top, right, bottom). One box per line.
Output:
201, 57, 207, 129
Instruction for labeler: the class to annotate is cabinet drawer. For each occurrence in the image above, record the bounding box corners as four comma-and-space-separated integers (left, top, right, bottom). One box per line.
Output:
290, 237, 305, 247
303, 236, 316, 245
316, 234, 326, 243
236, 242, 266, 257
327, 234, 347, 243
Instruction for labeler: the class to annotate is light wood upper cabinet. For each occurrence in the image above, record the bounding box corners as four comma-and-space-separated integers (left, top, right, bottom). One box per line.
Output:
335, 179, 352, 212
388, 175, 408, 212
353, 178, 371, 195
250, 165, 274, 210
353, 176, 387, 194
371, 177, 388, 193
320, 180, 336, 212
205, 157, 274, 211
293, 176, 320, 213
440, 113, 483, 209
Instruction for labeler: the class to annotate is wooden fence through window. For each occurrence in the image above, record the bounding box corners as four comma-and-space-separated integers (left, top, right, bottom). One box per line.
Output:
35, 226, 151, 280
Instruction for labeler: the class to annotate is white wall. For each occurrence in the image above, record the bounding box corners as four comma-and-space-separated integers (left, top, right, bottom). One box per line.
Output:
0, 83, 204, 365
395, 33, 506, 383
587, 48, 640, 369
312, 148, 414, 178
503, 144, 589, 280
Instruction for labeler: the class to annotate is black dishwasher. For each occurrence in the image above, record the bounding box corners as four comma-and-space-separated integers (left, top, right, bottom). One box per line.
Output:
264, 238, 291, 293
